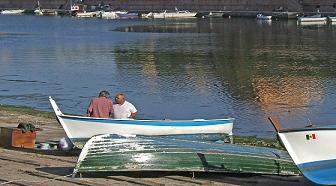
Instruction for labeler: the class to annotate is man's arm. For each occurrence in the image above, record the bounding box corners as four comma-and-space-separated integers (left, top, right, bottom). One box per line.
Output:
130, 112, 137, 119
87, 100, 93, 116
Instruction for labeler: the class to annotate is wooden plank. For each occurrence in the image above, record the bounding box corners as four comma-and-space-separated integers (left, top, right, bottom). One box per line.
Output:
0, 156, 41, 166
0, 178, 31, 186
25, 170, 103, 186
164, 175, 212, 185
107, 176, 164, 186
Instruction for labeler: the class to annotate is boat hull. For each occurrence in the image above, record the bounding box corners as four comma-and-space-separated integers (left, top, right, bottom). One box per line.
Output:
298, 17, 327, 22
269, 118, 336, 185
147, 12, 196, 19
73, 134, 299, 176
278, 129, 336, 185
49, 97, 233, 148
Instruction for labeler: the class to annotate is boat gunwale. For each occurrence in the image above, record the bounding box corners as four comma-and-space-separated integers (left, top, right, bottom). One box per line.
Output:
268, 117, 336, 134
59, 114, 234, 123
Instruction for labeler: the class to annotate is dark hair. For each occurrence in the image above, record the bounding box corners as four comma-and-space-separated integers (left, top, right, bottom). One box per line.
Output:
99, 90, 110, 97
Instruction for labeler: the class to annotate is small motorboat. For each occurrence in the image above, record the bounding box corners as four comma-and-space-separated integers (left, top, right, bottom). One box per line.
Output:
256, 13, 272, 20
1, 9, 25, 15
328, 16, 336, 23
146, 7, 196, 19
49, 96, 234, 148
269, 117, 336, 185
297, 14, 327, 23
99, 11, 127, 19
115, 12, 140, 19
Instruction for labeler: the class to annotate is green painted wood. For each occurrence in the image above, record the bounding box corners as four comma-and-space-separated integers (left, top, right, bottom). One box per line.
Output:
74, 134, 299, 176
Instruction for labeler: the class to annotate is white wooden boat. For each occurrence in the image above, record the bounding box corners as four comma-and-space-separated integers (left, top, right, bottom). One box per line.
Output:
256, 13, 272, 20
49, 96, 234, 148
1, 9, 25, 15
328, 16, 336, 23
146, 9, 197, 19
76, 12, 96, 18
298, 14, 327, 23
34, 8, 43, 15
115, 12, 139, 19
269, 117, 336, 185
99, 11, 127, 19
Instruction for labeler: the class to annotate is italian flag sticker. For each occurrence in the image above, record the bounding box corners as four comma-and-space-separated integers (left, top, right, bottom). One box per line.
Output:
306, 133, 316, 140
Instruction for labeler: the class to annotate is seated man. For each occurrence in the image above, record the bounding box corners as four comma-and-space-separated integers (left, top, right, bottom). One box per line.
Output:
113, 93, 137, 119
87, 90, 114, 118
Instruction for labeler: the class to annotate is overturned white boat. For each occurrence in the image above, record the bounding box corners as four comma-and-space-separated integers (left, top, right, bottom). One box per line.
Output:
49, 96, 234, 148
269, 117, 336, 185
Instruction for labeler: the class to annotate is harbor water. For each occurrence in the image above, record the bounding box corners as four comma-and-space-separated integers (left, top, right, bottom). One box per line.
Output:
1, 15, 336, 138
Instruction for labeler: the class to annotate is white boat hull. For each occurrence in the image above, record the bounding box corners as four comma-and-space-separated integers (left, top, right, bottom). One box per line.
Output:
76, 12, 96, 18
147, 11, 196, 19
50, 97, 234, 148
329, 17, 336, 23
269, 117, 336, 185
298, 17, 327, 22
256, 15, 272, 20
100, 11, 127, 19
1, 10, 25, 15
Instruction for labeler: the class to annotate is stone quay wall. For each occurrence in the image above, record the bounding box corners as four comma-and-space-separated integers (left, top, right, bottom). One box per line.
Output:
0, 0, 335, 13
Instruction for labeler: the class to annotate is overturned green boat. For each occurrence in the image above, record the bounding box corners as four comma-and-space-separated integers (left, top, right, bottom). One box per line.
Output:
73, 134, 299, 177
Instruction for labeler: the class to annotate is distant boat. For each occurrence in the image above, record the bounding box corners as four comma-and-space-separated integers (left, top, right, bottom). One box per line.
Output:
1, 9, 25, 15
256, 13, 272, 20
298, 14, 327, 22
115, 12, 140, 19
76, 12, 96, 18
328, 16, 336, 23
146, 7, 197, 19
41, 9, 58, 16
269, 117, 336, 185
34, 1, 43, 15
34, 8, 43, 16
49, 96, 234, 148
99, 11, 127, 19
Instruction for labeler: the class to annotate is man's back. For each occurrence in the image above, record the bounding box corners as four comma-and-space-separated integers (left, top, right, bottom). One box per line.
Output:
87, 97, 113, 118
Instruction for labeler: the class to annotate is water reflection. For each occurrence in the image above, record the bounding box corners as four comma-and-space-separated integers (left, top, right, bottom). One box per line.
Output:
113, 18, 336, 132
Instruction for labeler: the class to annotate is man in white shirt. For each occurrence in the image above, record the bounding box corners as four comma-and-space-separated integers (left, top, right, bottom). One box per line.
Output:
113, 93, 137, 119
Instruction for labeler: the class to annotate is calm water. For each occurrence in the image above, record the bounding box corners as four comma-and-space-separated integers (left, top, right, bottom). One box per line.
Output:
1, 15, 336, 138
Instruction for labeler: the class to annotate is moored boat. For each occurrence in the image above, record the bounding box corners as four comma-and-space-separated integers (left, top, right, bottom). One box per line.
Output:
256, 13, 272, 20
328, 16, 336, 23
269, 117, 336, 185
1, 9, 25, 15
298, 14, 327, 23
115, 12, 140, 19
146, 8, 196, 19
99, 11, 127, 19
49, 96, 234, 148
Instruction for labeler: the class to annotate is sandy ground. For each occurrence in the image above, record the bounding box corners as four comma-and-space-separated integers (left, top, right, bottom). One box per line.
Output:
0, 109, 316, 186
